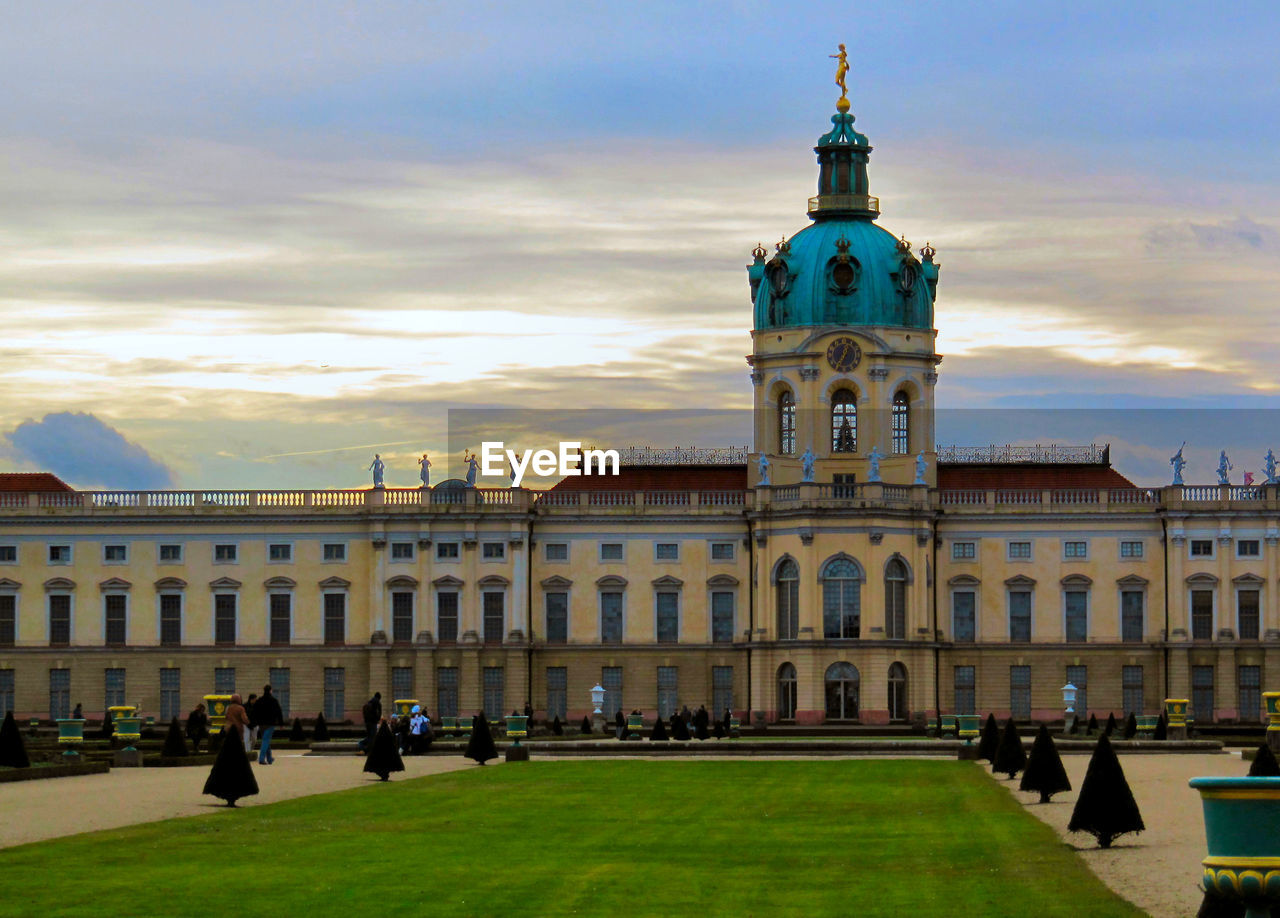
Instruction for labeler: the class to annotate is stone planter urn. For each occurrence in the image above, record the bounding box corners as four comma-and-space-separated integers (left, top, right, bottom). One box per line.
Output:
926, 716, 938, 737
1165, 698, 1190, 740
204, 695, 232, 733
626, 713, 643, 740
109, 706, 141, 746
1264, 692, 1280, 753
56, 718, 85, 759
957, 714, 980, 743
941, 714, 958, 737
729, 716, 741, 737
505, 715, 529, 742
394, 699, 419, 718
1136, 714, 1159, 737
1190, 776, 1280, 918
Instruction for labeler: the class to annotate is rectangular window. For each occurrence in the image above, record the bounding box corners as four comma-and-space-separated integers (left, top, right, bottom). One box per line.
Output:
48, 544, 71, 565
952, 542, 976, 561
952, 591, 975, 643
103, 544, 127, 563
481, 542, 506, 561
323, 667, 345, 721
159, 668, 181, 722
269, 667, 290, 717
600, 592, 623, 643
1066, 665, 1087, 721
437, 667, 459, 718
599, 542, 624, 562
482, 592, 504, 643
713, 666, 734, 718
1191, 539, 1214, 558
1239, 665, 1262, 722
158, 544, 182, 562
655, 592, 679, 643
49, 668, 70, 720
213, 544, 237, 563
1121, 590, 1144, 642
104, 594, 127, 646
214, 667, 235, 696
1064, 590, 1088, 643
49, 595, 71, 646
1238, 590, 1261, 640
545, 592, 568, 644
323, 593, 346, 645
392, 666, 413, 703
656, 666, 678, 719
1007, 541, 1032, 560
601, 666, 623, 717
104, 667, 126, 708
1063, 541, 1088, 559
1191, 590, 1214, 640
544, 542, 568, 562
1120, 540, 1144, 559
390, 542, 414, 561
268, 543, 292, 562
391, 591, 414, 644
482, 667, 504, 717
269, 593, 291, 645
1008, 591, 1031, 643
546, 667, 567, 720
322, 543, 347, 562
1122, 665, 1144, 717
1010, 665, 1031, 720
655, 543, 679, 561
436, 592, 459, 643
0, 669, 13, 717
711, 591, 735, 643
1192, 665, 1214, 724
0, 545, 16, 564
435, 542, 459, 560
954, 665, 976, 715
214, 594, 237, 645
1238, 539, 1261, 558
710, 542, 735, 562
0, 595, 14, 646
159, 594, 182, 646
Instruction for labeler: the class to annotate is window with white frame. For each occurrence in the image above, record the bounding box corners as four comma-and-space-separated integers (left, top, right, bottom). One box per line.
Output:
481, 542, 506, 561
546, 666, 567, 720
0, 545, 15, 564
213, 544, 237, 563
1063, 540, 1088, 560
544, 542, 568, 562
710, 542, 735, 562
1237, 539, 1261, 558
436, 542, 460, 560
711, 591, 734, 643
953, 665, 975, 715
214, 666, 236, 695
1121, 590, 1144, 642
1190, 539, 1214, 558
0, 669, 12, 717
323, 593, 346, 645
952, 541, 976, 561
600, 542, 624, 562
1008, 590, 1031, 642
482, 591, 504, 643
952, 591, 975, 643
0, 594, 15, 646
48, 594, 71, 646
48, 544, 71, 565
600, 592, 623, 643
436, 591, 459, 643
1122, 665, 1144, 717
390, 542, 414, 561
1238, 589, 1261, 640
159, 593, 182, 647
391, 591, 414, 644
1191, 589, 1214, 640
158, 544, 182, 562
1064, 590, 1088, 643
103, 544, 127, 563
1009, 665, 1031, 720
1007, 541, 1031, 560
545, 592, 568, 643
160, 668, 181, 722
655, 591, 679, 643
436, 667, 458, 718
323, 667, 345, 720
269, 592, 291, 645
1120, 540, 1144, 559
655, 543, 679, 562
268, 543, 292, 562
103, 593, 127, 646
322, 543, 347, 562
214, 593, 237, 645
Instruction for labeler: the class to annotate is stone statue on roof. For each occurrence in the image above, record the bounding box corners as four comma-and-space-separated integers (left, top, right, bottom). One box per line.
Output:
914, 452, 927, 486
800, 447, 816, 482
1265, 449, 1277, 485
464, 449, 479, 487
418, 453, 431, 488
368, 454, 385, 488
830, 44, 849, 105
1170, 444, 1186, 486
867, 445, 883, 483
757, 453, 770, 487
1217, 450, 1232, 486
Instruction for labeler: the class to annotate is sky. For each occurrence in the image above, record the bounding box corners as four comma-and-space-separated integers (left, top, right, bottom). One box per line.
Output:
1, 1, 1278, 489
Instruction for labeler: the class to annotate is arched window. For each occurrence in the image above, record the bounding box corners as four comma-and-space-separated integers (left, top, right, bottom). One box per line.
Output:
892, 391, 910, 454
777, 663, 797, 720
885, 559, 907, 639
831, 389, 857, 453
778, 391, 796, 455
821, 557, 862, 639
776, 559, 799, 640
825, 662, 859, 720
888, 662, 908, 721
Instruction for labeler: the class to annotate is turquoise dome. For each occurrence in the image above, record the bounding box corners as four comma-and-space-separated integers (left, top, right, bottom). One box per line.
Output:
748, 109, 939, 332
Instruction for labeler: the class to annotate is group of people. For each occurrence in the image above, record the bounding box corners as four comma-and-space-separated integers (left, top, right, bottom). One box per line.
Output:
186, 686, 285, 764
615, 704, 734, 741
358, 692, 434, 757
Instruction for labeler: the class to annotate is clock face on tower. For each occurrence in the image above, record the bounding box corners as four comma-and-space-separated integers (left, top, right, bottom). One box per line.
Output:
826, 337, 862, 373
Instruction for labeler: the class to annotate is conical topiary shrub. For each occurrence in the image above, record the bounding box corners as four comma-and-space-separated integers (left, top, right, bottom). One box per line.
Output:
162, 717, 188, 757
1087, 713, 1098, 735
1195, 889, 1246, 917
1104, 713, 1117, 737
313, 713, 330, 742
99, 709, 114, 739
0, 711, 30, 768
1068, 733, 1145, 848
1068, 716, 1079, 735
671, 713, 691, 741
1249, 743, 1280, 777
363, 721, 405, 781
579, 715, 592, 735
551, 715, 563, 736
464, 712, 498, 765
1154, 712, 1167, 740
650, 717, 668, 741
1123, 712, 1137, 739
290, 717, 304, 742
202, 727, 258, 807
977, 713, 1000, 762
1020, 724, 1072, 803
993, 718, 1027, 779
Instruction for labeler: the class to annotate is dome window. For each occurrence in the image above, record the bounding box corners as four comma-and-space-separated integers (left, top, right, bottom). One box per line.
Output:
831, 389, 857, 453
828, 257, 860, 295
766, 257, 790, 298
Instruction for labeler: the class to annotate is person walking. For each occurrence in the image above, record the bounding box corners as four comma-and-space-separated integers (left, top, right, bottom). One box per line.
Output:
224, 694, 251, 753
186, 703, 210, 753
359, 692, 382, 752
244, 693, 259, 752
254, 684, 284, 765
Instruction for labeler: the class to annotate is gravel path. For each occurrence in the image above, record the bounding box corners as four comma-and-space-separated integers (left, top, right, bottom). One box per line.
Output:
993, 751, 1244, 918
0, 753, 482, 849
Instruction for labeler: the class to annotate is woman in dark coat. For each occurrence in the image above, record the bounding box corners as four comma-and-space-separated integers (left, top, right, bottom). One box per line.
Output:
186, 704, 210, 753
671, 712, 691, 741
694, 705, 711, 740
202, 721, 259, 807
363, 720, 405, 781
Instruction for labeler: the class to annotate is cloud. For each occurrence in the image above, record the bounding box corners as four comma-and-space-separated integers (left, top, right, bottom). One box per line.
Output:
1143, 216, 1280, 254
5, 412, 175, 489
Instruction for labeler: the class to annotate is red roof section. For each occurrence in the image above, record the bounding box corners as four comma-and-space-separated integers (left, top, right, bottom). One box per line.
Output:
0, 473, 74, 492
938, 464, 1135, 490
549, 465, 748, 492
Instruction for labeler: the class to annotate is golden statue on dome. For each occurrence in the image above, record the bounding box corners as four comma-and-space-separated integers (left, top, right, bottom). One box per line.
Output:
830, 43, 850, 113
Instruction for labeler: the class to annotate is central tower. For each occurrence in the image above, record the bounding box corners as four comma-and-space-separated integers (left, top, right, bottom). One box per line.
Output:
746, 88, 941, 488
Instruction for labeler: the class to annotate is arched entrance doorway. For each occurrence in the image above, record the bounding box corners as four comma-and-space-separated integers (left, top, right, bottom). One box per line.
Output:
825, 662, 859, 720
888, 662, 908, 722
777, 663, 797, 720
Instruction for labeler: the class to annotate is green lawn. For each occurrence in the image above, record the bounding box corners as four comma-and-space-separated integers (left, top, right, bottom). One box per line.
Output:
0, 761, 1143, 917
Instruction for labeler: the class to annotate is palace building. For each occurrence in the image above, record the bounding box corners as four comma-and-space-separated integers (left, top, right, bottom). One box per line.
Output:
1, 95, 1277, 729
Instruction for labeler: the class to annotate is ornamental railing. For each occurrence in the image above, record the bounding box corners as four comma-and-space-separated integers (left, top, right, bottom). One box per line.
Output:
588, 446, 750, 466
937, 444, 1109, 464
807, 194, 880, 215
